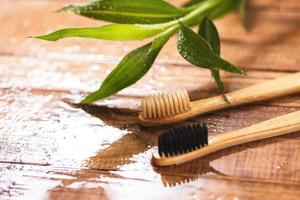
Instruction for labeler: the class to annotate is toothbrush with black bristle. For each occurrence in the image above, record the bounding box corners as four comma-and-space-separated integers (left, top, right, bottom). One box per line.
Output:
152, 110, 300, 166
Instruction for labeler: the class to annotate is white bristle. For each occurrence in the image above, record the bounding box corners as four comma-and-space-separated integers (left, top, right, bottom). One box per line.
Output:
141, 90, 191, 119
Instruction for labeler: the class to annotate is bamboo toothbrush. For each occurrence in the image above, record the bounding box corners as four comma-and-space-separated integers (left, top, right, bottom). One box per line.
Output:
152, 110, 300, 166
139, 72, 300, 127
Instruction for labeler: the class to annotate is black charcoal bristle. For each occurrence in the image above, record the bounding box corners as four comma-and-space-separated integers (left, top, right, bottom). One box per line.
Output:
158, 123, 209, 157
158, 135, 163, 156
181, 127, 189, 153
196, 125, 201, 148
188, 129, 194, 152
175, 129, 183, 154
192, 124, 199, 150
203, 124, 208, 145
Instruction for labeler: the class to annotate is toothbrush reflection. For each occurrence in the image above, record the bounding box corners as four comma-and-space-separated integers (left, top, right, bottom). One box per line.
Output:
153, 157, 228, 187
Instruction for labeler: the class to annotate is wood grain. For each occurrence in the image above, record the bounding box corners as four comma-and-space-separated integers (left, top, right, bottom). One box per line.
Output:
1, 0, 300, 199
1, 163, 300, 200
0, 0, 299, 71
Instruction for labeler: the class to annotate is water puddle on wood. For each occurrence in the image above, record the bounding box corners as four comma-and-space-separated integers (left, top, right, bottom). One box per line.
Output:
2, 86, 300, 199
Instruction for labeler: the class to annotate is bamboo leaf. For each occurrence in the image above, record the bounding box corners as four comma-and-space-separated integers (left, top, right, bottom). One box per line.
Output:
239, 0, 248, 29
184, 0, 240, 20
208, 0, 240, 19
211, 70, 229, 103
150, 25, 178, 51
34, 23, 170, 41
198, 17, 220, 55
59, 0, 189, 24
198, 17, 229, 103
183, 0, 206, 7
31, 0, 247, 104
81, 43, 156, 104
177, 23, 245, 74
80, 29, 173, 104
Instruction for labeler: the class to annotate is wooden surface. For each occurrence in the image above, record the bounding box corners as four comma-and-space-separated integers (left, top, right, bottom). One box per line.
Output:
1, 0, 300, 199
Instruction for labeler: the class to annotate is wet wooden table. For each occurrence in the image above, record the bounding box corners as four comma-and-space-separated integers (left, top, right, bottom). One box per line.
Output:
1, 0, 300, 199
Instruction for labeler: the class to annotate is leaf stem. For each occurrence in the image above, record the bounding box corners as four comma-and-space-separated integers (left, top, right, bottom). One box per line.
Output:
180, 0, 223, 25
153, 0, 224, 49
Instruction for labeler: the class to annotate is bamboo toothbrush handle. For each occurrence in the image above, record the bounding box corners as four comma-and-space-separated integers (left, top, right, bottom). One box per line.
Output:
210, 110, 300, 145
153, 110, 300, 166
192, 72, 300, 113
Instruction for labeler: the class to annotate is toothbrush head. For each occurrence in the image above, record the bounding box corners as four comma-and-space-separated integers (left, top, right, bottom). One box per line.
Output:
157, 123, 208, 158
140, 90, 191, 120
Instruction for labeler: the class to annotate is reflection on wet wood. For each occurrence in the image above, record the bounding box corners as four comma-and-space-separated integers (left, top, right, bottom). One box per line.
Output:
2, 162, 300, 200
1, 0, 300, 199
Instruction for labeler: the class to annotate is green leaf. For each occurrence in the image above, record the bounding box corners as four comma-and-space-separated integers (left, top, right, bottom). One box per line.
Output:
81, 43, 156, 104
208, 0, 240, 19
198, 17, 229, 103
184, 0, 240, 20
34, 23, 170, 41
211, 70, 229, 103
59, 0, 188, 24
198, 17, 220, 55
183, 0, 207, 8
177, 22, 245, 74
239, 0, 247, 29
80, 27, 173, 104
150, 24, 179, 51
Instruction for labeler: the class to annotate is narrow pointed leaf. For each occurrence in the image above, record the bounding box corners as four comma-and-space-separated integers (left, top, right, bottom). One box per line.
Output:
211, 70, 229, 103
198, 17, 220, 55
34, 23, 169, 41
59, 0, 189, 24
198, 17, 229, 103
239, 0, 248, 29
81, 43, 156, 104
184, 0, 240, 20
177, 23, 245, 74
208, 0, 240, 19
80, 30, 172, 104
183, 0, 206, 7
